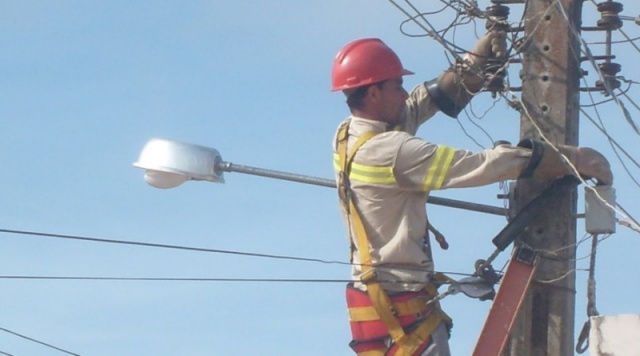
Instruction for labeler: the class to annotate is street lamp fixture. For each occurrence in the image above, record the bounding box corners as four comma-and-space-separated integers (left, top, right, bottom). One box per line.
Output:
133, 138, 225, 189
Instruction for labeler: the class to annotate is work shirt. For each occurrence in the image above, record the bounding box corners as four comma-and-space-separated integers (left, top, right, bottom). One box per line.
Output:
333, 82, 533, 292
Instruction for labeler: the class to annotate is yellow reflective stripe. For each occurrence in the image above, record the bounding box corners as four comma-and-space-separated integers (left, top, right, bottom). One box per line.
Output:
333, 154, 396, 185
348, 306, 380, 322
350, 163, 395, 184
357, 350, 385, 356
423, 146, 455, 191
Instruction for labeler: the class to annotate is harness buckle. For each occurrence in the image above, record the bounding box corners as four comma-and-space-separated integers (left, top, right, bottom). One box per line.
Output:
359, 269, 378, 284
338, 172, 351, 206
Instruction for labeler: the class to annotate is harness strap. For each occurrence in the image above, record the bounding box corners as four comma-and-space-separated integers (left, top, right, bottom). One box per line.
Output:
337, 121, 447, 356
348, 283, 439, 323
349, 298, 430, 322
387, 314, 443, 356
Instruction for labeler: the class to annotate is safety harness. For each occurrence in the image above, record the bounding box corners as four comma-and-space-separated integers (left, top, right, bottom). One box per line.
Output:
336, 121, 451, 356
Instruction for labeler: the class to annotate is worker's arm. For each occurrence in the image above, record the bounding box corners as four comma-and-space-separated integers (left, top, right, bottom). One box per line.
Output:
393, 138, 612, 191
399, 31, 507, 133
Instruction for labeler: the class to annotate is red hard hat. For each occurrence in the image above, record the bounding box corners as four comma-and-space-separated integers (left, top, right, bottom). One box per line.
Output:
331, 38, 413, 92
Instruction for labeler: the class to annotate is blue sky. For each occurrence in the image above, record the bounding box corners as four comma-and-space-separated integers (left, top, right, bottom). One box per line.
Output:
1, 1, 639, 355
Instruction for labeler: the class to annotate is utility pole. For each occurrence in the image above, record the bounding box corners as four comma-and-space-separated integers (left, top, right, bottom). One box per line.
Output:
507, 0, 583, 355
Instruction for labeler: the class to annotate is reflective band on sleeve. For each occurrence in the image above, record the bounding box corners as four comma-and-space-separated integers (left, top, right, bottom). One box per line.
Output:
333, 154, 396, 185
423, 146, 455, 191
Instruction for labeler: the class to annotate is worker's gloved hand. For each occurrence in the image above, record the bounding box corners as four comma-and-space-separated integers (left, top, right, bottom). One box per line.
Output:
468, 30, 508, 67
456, 30, 508, 93
430, 30, 508, 116
568, 146, 613, 186
519, 140, 613, 186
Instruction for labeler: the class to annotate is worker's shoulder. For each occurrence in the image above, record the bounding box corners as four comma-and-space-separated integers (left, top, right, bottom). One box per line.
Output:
370, 130, 415, 144
353, 131, 419, 155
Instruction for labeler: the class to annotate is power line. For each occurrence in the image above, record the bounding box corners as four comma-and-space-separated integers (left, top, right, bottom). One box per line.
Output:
0, 327, 79, 356
0, 228, 350, 266
0, 273, 483, 285
0, 275, 354, 284
0, 228, 493, 276
0, 264, 606, 285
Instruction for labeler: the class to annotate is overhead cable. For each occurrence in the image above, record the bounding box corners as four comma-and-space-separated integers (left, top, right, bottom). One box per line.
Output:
0, 228, 487, 276
0, 276, 353, 284
0, 327, 79, 356
0, 228, 349, 266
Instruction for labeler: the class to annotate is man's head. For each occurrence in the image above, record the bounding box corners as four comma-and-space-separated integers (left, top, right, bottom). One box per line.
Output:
331, 38, 413, 124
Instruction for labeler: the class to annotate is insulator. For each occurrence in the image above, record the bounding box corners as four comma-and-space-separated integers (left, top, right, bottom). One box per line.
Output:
595, 61, 622, 96
596, 1, 624, 30
486, 4, 510, 19
485, 4, 510, 31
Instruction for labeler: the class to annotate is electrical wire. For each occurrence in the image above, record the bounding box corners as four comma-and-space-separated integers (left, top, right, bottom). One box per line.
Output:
391, 0, 518, 148
462, 96, 502, 146
455, 110, 488, 149
0, 327, 79, 356
0, 276, 354, 284
615, 203, 640, 233
581, 107, 640, 188
579, 81, 634, 108
618, 28, 640, 56
586, 36, 640, 45
0, 228, 351, 266
399, 6, 453, 38
387, 0, 476, 61
0, 273, 482, 284
0, 227, 481, 277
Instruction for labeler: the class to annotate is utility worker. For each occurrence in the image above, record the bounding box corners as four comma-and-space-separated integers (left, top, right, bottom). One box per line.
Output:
331, 34, 613, 356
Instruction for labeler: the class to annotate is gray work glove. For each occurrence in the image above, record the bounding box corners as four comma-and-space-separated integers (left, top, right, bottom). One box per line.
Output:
468, 30, 508, 67
563, 146, 613, 186
458, 30, 508, 92
430, 30, 509, 116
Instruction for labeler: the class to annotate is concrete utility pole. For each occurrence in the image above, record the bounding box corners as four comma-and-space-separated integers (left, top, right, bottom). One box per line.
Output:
507, 0, 583, 355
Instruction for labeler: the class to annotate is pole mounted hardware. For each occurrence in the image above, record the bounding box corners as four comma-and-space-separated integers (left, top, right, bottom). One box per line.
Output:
580, 1, 626, 95
595, 62, 622, 96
